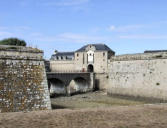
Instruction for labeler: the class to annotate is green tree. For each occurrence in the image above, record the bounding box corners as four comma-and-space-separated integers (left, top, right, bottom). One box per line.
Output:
0, 38, 27, 46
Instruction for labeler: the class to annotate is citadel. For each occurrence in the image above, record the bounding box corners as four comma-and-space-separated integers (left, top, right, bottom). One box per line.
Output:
0, 43, 167, 112
49, 43, 167, 101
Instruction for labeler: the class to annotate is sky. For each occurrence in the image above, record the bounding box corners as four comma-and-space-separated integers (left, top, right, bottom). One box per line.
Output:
0, 0, 167, 59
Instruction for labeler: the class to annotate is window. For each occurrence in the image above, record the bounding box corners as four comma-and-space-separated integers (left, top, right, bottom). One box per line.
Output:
77, 53, 79, 57
103, 52, 105, 56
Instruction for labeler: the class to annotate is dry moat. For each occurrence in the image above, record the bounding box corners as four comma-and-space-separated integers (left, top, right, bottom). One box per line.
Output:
51, 91, 163, 109
2, 92, 167, 128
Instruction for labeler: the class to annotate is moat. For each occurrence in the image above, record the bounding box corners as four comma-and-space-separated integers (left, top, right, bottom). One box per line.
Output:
51, 91, 164, 110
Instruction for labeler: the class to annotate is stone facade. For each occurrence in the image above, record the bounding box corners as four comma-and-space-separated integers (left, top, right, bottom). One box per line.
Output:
50, 44, 115, 73
108, 52, 167, 101
0, 45, 51, 112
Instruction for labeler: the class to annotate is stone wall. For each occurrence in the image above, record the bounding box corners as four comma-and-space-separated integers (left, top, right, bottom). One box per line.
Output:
95, 73, 109, 90
50, 60, 75, 72
107, 52, 167, 100
0, 45, 51, 112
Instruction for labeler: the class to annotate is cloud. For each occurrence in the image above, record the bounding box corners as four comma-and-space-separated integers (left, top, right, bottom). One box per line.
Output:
30, 32, 110, 43
120, 35, 167, 39
0, 31, 13, 37
0, 26, 31, 32
41, 0, 90, 6
14, 26, 31, 31
108, 24, 145, 32
0, 27, 8, 31
0, 25, 32, 41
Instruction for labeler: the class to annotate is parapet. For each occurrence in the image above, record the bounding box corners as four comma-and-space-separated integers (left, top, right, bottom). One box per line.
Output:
0, 45, 43, 60
110, 52, 167, 61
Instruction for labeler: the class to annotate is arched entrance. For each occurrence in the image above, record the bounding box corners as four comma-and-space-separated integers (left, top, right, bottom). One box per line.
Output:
87, 64, 94, 72
49, 78, 66, 97
68, 77, 88, 95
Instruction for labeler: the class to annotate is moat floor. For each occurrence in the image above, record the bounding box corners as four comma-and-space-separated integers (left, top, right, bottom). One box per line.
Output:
51, 91, 159, 109
1, 104, 167, 128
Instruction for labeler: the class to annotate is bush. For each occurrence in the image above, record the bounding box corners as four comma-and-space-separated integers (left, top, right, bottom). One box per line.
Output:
0, 38, 27, 46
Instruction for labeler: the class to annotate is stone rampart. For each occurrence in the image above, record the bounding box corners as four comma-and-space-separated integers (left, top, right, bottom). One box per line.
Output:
0, 45, 51, 112
108, 52, 167, 101
110, 52, 167, 61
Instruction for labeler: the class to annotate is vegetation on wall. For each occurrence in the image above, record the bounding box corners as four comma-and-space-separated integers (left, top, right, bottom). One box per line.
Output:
0, 38, 27, 46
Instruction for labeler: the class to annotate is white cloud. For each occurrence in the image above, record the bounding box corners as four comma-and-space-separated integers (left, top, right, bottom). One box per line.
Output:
41, 0, 90, 6
108, 25, 116, 31
120, 35, 167, 39
0, 27, 8, 31
108, 24, 144, 32
0, 25, 32, 41
13, 26, 31, 32
30, 32, 110, 43
0, 31, 13, 37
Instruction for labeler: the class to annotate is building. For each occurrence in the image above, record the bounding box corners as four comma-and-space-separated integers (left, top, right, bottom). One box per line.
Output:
50, 44, 115, 73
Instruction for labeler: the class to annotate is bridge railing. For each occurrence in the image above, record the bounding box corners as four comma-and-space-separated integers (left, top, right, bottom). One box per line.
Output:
47, 70, 93, 73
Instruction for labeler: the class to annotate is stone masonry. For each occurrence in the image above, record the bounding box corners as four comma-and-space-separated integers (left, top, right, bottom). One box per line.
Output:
0, 45, 51, 112
108, 52, 167, 101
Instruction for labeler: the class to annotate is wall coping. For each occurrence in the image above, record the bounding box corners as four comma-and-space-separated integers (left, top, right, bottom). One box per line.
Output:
0, 45, 44, 60
0, 45, 43, 53
110, 52, 167, 61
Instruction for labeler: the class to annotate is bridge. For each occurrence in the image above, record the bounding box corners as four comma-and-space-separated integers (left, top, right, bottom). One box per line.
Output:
47, 72, 95, 96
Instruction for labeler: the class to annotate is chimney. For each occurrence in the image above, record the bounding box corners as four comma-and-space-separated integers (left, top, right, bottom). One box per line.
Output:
54, 50, 58, 54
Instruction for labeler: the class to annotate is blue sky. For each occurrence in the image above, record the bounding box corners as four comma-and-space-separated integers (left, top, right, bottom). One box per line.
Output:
0, 0, 167, 59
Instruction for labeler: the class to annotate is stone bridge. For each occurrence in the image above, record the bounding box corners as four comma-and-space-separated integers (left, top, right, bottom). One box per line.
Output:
47, 72, 95, 96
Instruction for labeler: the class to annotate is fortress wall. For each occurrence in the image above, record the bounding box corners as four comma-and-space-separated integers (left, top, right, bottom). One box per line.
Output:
0, 45, 51, 112
95, 73, 109, 90
50, 60, 75, 72
107, 52, 167, 100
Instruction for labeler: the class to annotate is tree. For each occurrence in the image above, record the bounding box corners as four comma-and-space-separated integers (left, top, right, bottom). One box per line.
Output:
0, 38, 27, 46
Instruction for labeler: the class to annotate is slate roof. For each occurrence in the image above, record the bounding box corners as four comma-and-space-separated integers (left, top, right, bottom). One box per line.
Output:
53, 52, 74, 56
50, 52, 74, 60
76, 44, 115, 53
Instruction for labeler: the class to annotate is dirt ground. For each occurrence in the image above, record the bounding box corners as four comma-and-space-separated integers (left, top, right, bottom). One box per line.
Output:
51, 91, 161, 109
1, 92, 167, 128
1, 104, 167, 128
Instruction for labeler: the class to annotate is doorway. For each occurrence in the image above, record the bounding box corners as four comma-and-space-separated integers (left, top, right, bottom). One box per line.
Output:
87, 64, 94, 72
